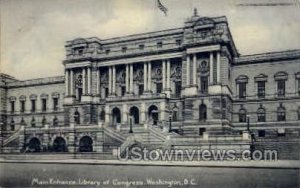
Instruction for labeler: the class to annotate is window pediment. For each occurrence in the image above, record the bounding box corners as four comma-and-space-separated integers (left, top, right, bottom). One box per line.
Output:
254, 74, 268, 82
274, 71, 288, 81
52, 92, 60, 98
9, 96, 16, 102
29, 94, 37, 100
40, 93, 49, 99
236, 75, 249, 83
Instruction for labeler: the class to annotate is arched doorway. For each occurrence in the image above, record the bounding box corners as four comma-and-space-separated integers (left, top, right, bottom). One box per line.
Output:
129, 106, 140, 125
148, 105, 159, 125
79, 136, 93, 152
112, 107, 121, 126
53, 137, 67, 152
199, 104, 207, 121
27, 137, 41, 152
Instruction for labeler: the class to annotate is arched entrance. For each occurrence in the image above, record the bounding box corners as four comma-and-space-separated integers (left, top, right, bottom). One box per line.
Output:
112, 107, 121, 127
53, 137, 67, 152
27, 137, 41, 152
79, 136, 93, 152
148, 105, 159, 125
129, 106, 140, 125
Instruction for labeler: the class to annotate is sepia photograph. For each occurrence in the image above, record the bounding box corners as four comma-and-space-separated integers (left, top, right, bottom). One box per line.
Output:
0, 0, 300, 187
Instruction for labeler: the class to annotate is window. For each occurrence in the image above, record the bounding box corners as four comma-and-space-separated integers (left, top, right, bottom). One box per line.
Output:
277, 128, 285, 137
297, 107, 300, 120
277, 80, 285, 97
200, 76, 208, 93
20, 101, 25, 113
175, 39, 181, 46
53, 116, 58, 126
239, 109, 247, 123
156, 83, 162, 94
238, 83, 247, 99
105, 88, 109, 97
42, 99, 47, 112
121, 86, 126, 96
31, 117, 36, 127
139, 44, 144, 50
157, 41, 162, 48
10, 101, 15, 114
105, 49, 110, 55
31, 100, 36, 113
258, 130, 266, 137
257, 108, 266, 122
175, 81, 181, 98
277, 105, 286, 121
257, 81, 265, 98
42, 116, 47, 126
172, 108, 178, 121
10, 119, 15, 131
138, 85, 144, 95
100, 111, 105, 122
74, 111, 80, 124
199, 104, 207, 121
297, 78, 300, 96
121, 46, 127, 53
53, 98, 58, 111
199, 128, 206, 136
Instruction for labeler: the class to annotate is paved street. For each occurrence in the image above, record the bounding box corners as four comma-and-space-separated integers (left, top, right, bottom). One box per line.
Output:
0, 162, 299, 188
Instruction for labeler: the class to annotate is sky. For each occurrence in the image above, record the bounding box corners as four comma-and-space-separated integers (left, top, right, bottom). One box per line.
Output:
1, 0, 300, 80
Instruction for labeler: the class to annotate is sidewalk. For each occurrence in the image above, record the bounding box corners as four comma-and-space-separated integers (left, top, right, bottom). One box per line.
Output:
0, 158, 299, 169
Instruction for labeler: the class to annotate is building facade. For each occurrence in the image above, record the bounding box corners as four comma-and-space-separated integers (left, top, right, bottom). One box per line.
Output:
1, 11, 300, 154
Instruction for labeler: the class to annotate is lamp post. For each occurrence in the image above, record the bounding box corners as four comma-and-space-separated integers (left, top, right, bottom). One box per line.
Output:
246, 115, 255, 160
168, 113, 172, 133
246, 115, 250, 132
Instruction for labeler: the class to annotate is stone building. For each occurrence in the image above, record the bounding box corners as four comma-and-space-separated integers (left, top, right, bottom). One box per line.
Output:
1, 11, 299, 155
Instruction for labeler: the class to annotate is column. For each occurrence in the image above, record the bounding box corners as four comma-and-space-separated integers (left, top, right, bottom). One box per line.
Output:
129, 64, 133, 93
166, 59, 171, 89
186, 55, 190, 86
70, 69, 74, 96
96, 68, 100, 95
126, 64, 129, 93
87, 67, 91, 94
108, 66, 112, 94
162, 60, 166, 90
209, 52, 214, 85
112, 66, 116, 94
148, 62, 152, 91
193, 54, 197, 85
143, 62, 147, 92
217, 51, 220, 83
65, 70, 69, 96
82, 68, 86, 95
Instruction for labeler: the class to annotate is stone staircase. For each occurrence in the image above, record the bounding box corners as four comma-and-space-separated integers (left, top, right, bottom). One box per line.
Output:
2, 127, 22, 147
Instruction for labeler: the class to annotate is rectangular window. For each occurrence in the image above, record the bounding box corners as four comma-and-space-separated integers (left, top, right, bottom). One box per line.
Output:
200, 76, 208, 93
277, 80, 285, 97
138, 85, 144, 95
53, 98, 58, 111
10, 101, 15, 114
31, 100, 36, 113
105, 49, 110, 55
238, 83, 247, 99
139, 44, 144, 50
175, 39, 181, 46
257, 81, 265, 98
42, 99, 47, 112
121, 86, 126, 96
258, 130, 266, 137
156, 83, 162, 94
105, 88, 109, 97
175, 81, 181, 98
20, 101, 25, 113
121, 46, 127, 53
157, 41, 162, 48
199, 128, 206, 136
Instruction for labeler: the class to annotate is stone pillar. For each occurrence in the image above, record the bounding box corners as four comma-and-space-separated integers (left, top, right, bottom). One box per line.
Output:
148, 62, 152, 92
96, 68, 100, 95
112, 66, 116, 94
68, 123, 75, 152
209, 52, 214, 85
105, 105, 110, 125
108, 66, 112, 94
186, 54, 190, 86
87, 67, 91, 94
143, 62, 147, 92
129, 64, 133, 93
82, 68, 86, 95
122, 104, 128, 124
166, 59, 171, 90
217, 51, 221, 84
162, 60, 166, 90
65, 70, 69, 96
192, 54, 197, 85
70, 69, 74, 96
141, 102, 146, 123
126, 64, 129, 93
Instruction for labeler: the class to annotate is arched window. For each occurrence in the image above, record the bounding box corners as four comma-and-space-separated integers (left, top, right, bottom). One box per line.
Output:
172, 107, 178, 121
277, 105, 286, 121
74, 111, 80, 124
42, 116, 47, 126
100, 110, 105, 122
10, 118, 15, 131
53, 116, 58, 126
31, 117, 36, 127
257, 107, 266, 122
239, 108, 247, 123
199, 104, 207, 121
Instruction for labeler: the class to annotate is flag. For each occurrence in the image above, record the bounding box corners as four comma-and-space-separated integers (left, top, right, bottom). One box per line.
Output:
157, 0, 168, 16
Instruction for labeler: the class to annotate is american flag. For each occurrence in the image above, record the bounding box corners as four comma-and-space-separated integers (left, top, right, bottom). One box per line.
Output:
157, 0, 168, 16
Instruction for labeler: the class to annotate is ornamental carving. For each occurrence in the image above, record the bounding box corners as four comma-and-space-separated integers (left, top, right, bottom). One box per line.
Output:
101, 72, 108, 83
75, 74, 83, 88
171, 66, 182, 79
117, 71, 126, 84
134, 70, 144, 82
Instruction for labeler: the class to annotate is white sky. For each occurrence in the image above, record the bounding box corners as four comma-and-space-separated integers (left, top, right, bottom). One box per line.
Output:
1, 0, 300, 80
